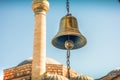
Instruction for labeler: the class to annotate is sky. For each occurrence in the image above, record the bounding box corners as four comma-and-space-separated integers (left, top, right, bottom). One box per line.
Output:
0, 0, 120, 79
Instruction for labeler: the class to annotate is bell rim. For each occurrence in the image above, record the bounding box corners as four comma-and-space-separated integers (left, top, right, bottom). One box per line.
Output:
51, 34, 87, 50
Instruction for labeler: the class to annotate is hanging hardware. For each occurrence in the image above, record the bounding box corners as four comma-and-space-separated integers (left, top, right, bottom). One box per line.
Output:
51, 0, 87, 79
65, 40, 74, 79
66, 0, 70, 14
66, 49, 71, 79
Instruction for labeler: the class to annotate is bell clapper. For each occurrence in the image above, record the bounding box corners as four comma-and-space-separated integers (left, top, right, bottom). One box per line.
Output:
65, 40, 74, 50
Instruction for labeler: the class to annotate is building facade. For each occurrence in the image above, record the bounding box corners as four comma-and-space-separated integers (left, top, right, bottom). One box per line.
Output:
3, 58, 77, 80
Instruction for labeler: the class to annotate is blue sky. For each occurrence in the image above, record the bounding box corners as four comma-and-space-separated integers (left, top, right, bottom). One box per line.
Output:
0, 0, 120, 79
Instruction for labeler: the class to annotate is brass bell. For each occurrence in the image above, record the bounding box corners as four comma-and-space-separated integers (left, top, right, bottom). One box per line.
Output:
52, 14, 87, 50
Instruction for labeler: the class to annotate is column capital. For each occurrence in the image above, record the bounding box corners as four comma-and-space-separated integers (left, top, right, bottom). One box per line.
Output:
32, 0, 49, 14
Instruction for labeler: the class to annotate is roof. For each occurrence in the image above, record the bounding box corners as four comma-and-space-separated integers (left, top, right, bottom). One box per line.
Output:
71, 74, 94, 80
17, 57, 61, 66
43, 73, 94, 80
44, 74, 68, 80
108, 67, 120, 75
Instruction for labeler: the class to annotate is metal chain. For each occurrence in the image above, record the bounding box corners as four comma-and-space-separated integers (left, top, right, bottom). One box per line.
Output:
66, 49, 71, 79
66, 0, 71, 79
66, 0, 70, 14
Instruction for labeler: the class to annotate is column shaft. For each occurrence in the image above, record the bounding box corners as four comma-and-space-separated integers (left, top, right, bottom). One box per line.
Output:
32, 0, 49, 79
32, 13, 46, 80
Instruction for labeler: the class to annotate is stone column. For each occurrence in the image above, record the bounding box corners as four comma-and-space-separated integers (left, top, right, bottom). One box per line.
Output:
32, 0, 49, 80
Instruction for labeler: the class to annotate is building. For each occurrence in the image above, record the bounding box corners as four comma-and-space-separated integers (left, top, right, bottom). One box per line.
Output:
99, 68, 120, 80
3, 57, 78, 80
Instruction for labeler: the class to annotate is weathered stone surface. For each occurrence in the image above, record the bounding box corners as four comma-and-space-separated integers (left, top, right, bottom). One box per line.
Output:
32, 0, 49, 80
98, 68, 120, 80
4, 63, 78, 80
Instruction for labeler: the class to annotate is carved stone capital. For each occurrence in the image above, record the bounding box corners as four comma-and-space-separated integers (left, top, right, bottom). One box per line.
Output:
32, 0, 49, 14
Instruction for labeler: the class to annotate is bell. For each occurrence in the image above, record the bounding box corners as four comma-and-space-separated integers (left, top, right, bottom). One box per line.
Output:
52, 14, 87, 50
